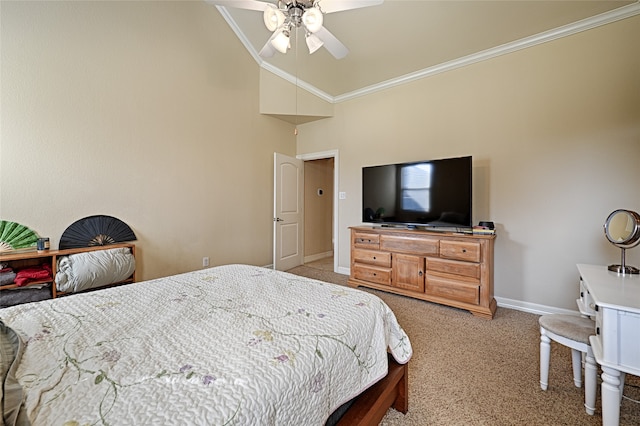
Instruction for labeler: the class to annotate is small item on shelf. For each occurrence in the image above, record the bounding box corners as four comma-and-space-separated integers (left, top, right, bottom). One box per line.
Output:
37, 237, 50, 251
0, 284, 52, 308
478, 221, 495, 230
0, 267, 17, 285
14, 263, 53, 287
472, 225, 495, 235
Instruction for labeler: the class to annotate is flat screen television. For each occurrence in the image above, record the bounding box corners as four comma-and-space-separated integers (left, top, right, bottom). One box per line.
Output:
362, 156, 472, 229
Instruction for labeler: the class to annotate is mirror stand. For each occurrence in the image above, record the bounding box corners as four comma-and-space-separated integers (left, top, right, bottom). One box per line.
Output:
608, 247, 640, 275
604, 209, 640, 276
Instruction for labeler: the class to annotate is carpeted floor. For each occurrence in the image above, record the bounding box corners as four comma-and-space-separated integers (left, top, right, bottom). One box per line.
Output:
286, 265, 640, 425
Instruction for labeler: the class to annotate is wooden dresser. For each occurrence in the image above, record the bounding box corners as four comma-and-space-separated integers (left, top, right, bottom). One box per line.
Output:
348, 226, 496, 319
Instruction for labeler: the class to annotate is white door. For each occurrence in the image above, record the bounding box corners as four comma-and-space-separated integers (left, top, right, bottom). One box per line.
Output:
273, 152, 304, 271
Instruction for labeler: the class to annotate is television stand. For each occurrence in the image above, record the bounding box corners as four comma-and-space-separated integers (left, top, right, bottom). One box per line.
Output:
348, 226, 497, 319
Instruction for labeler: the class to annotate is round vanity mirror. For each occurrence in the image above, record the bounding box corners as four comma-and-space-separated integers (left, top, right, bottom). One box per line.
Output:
604, 209, 640, 274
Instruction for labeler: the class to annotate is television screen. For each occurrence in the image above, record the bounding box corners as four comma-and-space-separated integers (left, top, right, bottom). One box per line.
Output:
362, 156, 472, 228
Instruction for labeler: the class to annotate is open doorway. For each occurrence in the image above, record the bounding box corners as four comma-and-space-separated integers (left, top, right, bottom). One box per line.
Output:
303, 157, 334, 270
299, 150, 338, 273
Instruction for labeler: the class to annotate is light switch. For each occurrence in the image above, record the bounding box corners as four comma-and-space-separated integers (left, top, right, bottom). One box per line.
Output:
339, 192, 346, 199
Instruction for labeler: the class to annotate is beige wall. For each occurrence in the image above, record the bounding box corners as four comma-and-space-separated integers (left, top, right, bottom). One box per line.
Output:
296, 15, 640, 311
304, 158, 334, 258
0, 1, 296, 280
2, 1, 638, 312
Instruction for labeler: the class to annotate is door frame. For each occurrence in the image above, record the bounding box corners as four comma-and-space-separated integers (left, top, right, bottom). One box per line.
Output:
298, 149, 339, 273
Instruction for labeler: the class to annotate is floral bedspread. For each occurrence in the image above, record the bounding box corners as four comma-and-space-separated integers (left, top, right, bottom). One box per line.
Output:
1, 264, 412, 425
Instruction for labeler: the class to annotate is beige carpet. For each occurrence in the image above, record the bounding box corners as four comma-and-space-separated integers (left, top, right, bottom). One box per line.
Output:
286, 265, 640, 425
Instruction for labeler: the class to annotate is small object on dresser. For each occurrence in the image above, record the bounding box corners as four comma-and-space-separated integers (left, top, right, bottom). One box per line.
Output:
473, 225, 495, 235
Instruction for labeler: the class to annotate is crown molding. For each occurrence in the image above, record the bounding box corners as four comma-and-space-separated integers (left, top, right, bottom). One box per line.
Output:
217, 2, 640, 105
334, 2, 640, 103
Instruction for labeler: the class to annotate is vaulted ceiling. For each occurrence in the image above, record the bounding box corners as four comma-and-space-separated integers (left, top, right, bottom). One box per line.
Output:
213, 0, 638, 101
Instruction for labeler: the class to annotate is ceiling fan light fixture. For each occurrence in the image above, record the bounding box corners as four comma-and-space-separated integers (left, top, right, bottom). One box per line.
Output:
271, 29, 290, 54
305, 32, 324, 54
263, 4, 285, 32
302, 7, 323, 33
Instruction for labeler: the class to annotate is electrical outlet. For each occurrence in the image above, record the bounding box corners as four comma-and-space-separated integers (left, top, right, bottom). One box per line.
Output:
202, 257, 210, 267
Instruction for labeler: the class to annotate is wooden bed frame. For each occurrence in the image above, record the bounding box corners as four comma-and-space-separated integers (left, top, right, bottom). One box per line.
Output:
337, 357, 409, 425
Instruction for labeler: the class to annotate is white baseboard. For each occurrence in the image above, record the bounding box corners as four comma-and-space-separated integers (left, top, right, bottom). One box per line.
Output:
304, 251, 333, 264
339, 267, 578, 316
337, 266, 350, 275
494, 297, 578, 316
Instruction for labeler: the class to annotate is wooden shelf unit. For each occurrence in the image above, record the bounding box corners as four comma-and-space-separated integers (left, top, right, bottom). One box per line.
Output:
0, 243, 136, 300
348, 226, 496, 319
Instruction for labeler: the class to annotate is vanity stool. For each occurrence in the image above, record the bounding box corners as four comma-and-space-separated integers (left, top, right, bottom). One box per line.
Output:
539, 314, 597, 415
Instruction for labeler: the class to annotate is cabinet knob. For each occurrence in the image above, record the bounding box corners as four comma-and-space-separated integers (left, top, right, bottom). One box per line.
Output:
462, 249, 467, 253
418, 270, 423, 277
373, 256, 376, 260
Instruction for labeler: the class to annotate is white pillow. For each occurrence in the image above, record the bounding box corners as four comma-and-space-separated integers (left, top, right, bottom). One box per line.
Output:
55, 247, 135, 293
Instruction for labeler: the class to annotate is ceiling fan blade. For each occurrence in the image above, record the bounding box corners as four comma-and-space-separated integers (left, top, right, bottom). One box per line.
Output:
258, 31, 279, 58
259, 40, 278, 58
204, 0, 270, 12
315, 26, 348, 59
315, 0, 383, 14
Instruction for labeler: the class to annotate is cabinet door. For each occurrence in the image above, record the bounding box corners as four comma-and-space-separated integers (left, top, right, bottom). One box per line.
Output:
392, 253, 425, 292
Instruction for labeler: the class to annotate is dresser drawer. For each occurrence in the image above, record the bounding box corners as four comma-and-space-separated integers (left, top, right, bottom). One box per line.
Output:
578, 278, 596, 316
427, 257, 480, 279
425, 272, 479, 305
380, 235, 439, 255
353, 264, 392, 286
439, 240, 480, 262
353, 232, 380, 249
595, 306, 640, 371
353, 248, 391, 267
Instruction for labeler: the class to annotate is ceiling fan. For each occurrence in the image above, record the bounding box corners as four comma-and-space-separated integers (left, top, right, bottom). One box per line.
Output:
207, 0, 383, 59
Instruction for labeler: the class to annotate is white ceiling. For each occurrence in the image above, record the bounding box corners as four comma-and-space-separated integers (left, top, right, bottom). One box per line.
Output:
215, 1, 638, 101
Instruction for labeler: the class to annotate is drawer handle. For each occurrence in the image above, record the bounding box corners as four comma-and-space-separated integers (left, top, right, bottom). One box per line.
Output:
373, 273, 377, 276
596, 327, 600, 335
373, 256, 376, 260
462, 249, 467, 253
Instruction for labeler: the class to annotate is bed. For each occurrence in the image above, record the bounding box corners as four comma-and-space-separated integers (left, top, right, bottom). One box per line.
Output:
0, 264, 412, 425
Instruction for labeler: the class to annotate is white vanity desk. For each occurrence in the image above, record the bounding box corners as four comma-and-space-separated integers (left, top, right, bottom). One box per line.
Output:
577, 264, 640, 426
